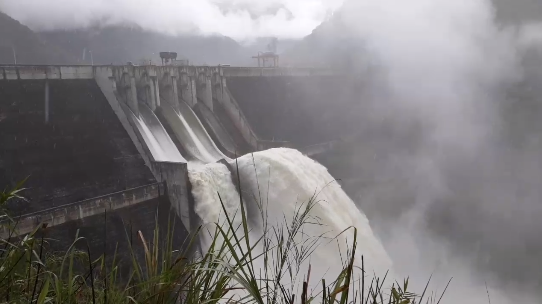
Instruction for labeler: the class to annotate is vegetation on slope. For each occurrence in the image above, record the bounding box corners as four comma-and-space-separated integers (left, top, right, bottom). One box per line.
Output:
40, 26, 251, 66
0, 10, 284, 66
0, 11, 74, 64
0, 179, 437, 304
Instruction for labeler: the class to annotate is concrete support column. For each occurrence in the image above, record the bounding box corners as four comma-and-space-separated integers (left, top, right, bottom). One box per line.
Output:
213, 83, 222, 104
212, 73, 225, 106
148, 83, 157, 111
205, 77, 213, 111
190, 78, 197, 107
129, 76, 139, 115
180, 74, 196, 108
154, 78, 160, 107
172, 76, 180, 109
153, 162, 193, 232
44, 80, 50, 123
196, 71, 213, 111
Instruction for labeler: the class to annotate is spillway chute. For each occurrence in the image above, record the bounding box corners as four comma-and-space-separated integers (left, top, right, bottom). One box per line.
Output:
193, 102, 238, 158
124, 102, 186, 163
158, 99, 231, 163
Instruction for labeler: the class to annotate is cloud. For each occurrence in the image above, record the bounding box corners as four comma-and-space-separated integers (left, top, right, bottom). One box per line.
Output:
0, 0, 343, 40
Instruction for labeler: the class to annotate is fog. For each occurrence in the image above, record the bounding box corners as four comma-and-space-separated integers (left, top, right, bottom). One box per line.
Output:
326, 0, 542, 302
4, 0, 542, 301
0, 0, 342, 40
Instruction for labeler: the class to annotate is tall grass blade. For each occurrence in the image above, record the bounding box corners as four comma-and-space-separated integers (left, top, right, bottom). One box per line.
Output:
37, 277, 50, 304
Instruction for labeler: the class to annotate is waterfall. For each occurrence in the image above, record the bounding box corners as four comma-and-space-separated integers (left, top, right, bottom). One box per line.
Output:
187, 148, 392, 299
188, 162, 245, 249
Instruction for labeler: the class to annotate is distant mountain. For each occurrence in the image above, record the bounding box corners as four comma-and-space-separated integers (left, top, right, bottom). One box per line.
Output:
280, 11, 365, 69
0, 9, 297, 67
0, 11, 74, 64
0, 10, 271, 66
40, 26, 256, 66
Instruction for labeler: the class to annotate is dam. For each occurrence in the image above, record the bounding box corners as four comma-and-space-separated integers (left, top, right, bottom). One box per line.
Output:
0, 64, 372, 268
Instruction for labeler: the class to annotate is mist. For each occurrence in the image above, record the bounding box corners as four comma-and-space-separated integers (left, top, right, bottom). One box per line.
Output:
3, 0, 542, 301
326, 0, 542, 302
0, 0, 342, 41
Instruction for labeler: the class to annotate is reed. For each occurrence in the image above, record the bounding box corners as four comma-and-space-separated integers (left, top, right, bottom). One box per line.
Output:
0, 178, 437, 304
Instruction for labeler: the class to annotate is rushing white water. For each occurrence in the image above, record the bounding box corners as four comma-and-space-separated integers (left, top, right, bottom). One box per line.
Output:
188, 162, 245, 248
132, 113, 185, 162
127, 103, 186, 162
233, 149, 392, 277
161, 100, 229, 163
187, 148, 393, 298
176, 110, 217, 162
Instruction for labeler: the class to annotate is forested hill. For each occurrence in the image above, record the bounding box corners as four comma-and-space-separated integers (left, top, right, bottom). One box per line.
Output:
40, 26, 253, 66
0, 11, 74, 64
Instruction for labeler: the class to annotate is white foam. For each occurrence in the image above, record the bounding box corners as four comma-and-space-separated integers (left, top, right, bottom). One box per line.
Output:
187, 148, 393, 300
232, 148, 392, 280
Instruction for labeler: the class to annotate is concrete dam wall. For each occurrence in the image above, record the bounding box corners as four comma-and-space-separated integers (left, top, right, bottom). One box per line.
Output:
226, 76, 361, 146
0, 75, 190, 270
0, 65, 343, 267
0, 79, 155, 214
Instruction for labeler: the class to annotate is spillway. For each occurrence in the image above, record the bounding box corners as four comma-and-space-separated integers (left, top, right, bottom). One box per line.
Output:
116, 80, 393, 299
159, 100, 229, 163
105, 76, 394, 298
193, 102, 238, 157
187, 148, 392, 301
128, 103, 186, 163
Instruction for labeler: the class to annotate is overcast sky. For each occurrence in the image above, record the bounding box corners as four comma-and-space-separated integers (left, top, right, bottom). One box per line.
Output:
0, 0, 343, 41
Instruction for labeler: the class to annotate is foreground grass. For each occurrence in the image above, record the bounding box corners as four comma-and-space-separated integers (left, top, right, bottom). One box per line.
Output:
0, 180, 436, 304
